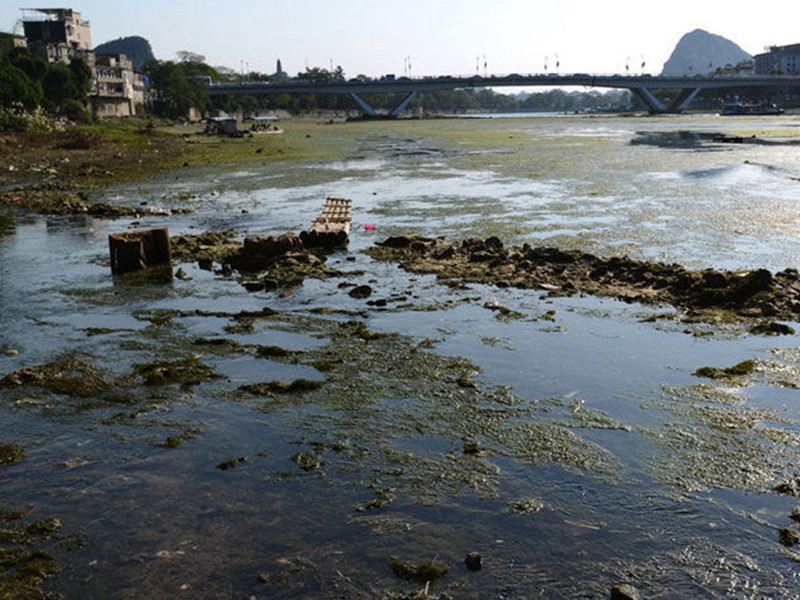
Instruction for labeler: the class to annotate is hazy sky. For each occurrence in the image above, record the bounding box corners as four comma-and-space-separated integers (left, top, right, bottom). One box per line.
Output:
2, 1, 798, 78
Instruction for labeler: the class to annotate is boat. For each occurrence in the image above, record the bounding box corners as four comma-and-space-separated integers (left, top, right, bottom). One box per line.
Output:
247, 115, 284, 134
720, 101, 784, 116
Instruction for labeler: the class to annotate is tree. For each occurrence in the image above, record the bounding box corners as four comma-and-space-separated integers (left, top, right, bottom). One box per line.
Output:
0, 63, 41, 109
145, 59, 209, 119
68, 57, 93, 96
42, 63, 80, 114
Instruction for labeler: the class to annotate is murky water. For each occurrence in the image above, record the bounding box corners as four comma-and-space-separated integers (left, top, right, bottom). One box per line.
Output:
4, 115, 800, 598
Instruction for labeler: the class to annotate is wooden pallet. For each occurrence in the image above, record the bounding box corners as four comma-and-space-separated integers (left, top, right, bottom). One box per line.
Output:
300, 197, 352, 248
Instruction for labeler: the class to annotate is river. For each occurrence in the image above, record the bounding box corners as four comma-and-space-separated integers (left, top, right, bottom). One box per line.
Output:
3, 114, 800, 598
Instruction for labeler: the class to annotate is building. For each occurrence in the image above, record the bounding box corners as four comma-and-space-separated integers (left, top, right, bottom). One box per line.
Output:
754, 44, 800, 75
92, 54, 146, 117
22, 8, 92, 64
19, 8, 147, 117
0, 32, 27, 55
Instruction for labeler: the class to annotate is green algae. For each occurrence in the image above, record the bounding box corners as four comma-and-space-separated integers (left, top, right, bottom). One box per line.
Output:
170, 230, 239, 265
156, 428, 200, 449
645, 383, 800, 492
388, 557, 448, 585
216, 456, 247, 470
0, 356, 114, 399
292, 450, 322, 472
133, 356, 222, 387
254, 345, 294, 359
0, 444, 25, 466
505, 498, 544, 515
240, 379, 325, 396
694, 359, 757, 380
0, 508, 62, 600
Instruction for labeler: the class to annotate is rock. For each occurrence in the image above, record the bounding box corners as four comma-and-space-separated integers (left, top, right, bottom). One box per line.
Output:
379, 235, 418, 249
749, 321, 795, 336
464, 551, 482, 571
349, 285, 373, 299
610, 583, 640, 600
242, 280, 265, 292
197, 257, 213, 270
233, 233, 304, 272
780, 527, 800, 547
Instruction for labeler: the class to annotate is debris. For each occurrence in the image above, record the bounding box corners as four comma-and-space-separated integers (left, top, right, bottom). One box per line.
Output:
300, 197, 352, 249
108, 227, 172, 278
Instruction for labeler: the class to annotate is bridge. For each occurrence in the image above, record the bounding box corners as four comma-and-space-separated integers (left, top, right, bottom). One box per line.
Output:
206, 73, 800, 117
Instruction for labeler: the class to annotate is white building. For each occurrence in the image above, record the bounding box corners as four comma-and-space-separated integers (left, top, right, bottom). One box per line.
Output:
754, 44, 800, 75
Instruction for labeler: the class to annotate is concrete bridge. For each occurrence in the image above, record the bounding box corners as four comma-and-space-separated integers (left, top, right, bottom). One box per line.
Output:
206, 73, 800, 117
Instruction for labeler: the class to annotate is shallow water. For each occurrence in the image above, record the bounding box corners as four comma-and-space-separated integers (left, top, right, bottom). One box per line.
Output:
3, 115, 800, 598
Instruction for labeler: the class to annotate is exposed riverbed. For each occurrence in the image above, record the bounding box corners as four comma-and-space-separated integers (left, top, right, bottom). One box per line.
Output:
3, 115, 800, 598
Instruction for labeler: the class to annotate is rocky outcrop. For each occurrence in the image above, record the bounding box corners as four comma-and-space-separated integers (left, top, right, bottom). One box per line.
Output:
367, 235, 800, 322
662, 29, 751, 76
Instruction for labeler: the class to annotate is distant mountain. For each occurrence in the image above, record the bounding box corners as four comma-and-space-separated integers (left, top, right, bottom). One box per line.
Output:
94, 36, 155, 71
661, 29, 751, 76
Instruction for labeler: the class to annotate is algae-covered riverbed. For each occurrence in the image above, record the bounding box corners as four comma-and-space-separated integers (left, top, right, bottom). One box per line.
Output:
3, 114, 800, 598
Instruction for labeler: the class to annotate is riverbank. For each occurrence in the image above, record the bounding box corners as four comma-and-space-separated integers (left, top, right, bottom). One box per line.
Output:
0, 118, 354, 206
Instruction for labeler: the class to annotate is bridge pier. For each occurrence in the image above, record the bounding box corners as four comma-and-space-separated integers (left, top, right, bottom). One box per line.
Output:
349, 91, 418, 118
667, 88, 702, 112
388, 91, 418, 117
631, 86, 703, 114
348, 93, 379, 117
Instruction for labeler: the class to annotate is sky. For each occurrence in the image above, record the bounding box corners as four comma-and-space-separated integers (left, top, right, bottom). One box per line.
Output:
2, 1, 799, 79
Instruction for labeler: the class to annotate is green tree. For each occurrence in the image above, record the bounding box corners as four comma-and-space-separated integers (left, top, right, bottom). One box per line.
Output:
5, 47, 47, 82
0, 63, 41, 109
68, 57, 93, 96
42, 63, 80, 114
144, 59, 209, 119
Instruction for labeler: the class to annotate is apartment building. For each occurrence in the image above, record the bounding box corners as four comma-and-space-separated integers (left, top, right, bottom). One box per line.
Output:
22, 8, 92, 64
92, 54, 146, 117
754, 44, 800, 75
19, 8, 145, 117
